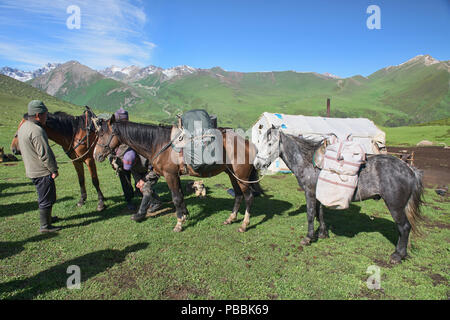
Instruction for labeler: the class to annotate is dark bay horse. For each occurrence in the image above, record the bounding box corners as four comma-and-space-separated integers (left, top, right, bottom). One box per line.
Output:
11, 108, 105, 211
92, 114, 262, 232
254, 127, 424, 264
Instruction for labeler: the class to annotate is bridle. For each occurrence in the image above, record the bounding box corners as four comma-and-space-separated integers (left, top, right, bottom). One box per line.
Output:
64, 110, 98, 162
256, 128, 281, 165
96, 123, 119, 156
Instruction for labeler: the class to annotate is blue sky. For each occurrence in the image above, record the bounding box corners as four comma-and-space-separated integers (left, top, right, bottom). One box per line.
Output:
0, 0, 448, 77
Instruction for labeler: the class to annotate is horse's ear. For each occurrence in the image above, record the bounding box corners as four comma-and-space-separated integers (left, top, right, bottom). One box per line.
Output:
271, 124, 276, 129
110, 114, 116, 124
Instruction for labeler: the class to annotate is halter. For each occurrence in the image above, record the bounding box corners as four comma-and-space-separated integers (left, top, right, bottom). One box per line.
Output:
256, 129, 281, 164
96, 124, 119, 156
64, 110, 98, 162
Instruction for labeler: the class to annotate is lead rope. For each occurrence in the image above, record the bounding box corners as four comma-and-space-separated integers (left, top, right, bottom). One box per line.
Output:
226, 167, 266, 184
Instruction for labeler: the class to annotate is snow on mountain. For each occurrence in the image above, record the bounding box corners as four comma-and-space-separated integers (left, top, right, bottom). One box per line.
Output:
99, 64, 198, 82
0, 63, 61, 82
161, 65, 197, 80
385, 55, 441, 71
323, 72, 341, 79
99, 65, 160, 82
0, 67, 33, 81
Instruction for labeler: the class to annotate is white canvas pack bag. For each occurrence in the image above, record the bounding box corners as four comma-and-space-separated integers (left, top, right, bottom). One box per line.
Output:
316, 135, 366, 209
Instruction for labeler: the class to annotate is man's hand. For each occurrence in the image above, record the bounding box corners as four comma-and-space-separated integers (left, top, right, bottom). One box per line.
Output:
136, 179, 145, 192
51, 172, 59, 179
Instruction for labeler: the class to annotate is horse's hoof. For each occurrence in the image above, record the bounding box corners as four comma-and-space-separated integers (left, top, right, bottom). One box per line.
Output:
318, 232, 329, 239
97, 204, 106, 212
173, 226, 183, 232
300, 237, 312, 246
238, 226, 246, 233
223, 219, 234, 225
389, 253, 403, 265
76, 201, 84, 207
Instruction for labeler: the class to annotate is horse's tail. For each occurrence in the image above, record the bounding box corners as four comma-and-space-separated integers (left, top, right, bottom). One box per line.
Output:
249, 166, 265, 197
405, 167, 425, 235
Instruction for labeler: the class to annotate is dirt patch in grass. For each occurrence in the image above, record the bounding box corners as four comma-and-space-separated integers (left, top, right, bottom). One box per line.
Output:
162, 284, 209, 300
267, 293, 278, 300
372, 258, 393, 269
269, 175, 287, 180
430, 273, 448, 287
354, 286, 386, 300
423, 219, 450, 230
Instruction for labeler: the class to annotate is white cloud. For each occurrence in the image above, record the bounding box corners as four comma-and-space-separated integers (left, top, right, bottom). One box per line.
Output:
0, 0, 156, 69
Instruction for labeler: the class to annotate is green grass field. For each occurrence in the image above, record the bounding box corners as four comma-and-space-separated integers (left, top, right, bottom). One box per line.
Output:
0, 149, 449, 299
383, 125, 450, 146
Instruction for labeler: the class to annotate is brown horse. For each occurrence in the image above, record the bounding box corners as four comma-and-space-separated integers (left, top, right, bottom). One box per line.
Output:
11, 108, 105, 211
92, 114, 262, 232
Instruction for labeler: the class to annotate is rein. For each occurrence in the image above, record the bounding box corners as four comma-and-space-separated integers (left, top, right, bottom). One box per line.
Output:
226, 167, 266, 184
65, 111, 97, 162
148, 129, 183, 170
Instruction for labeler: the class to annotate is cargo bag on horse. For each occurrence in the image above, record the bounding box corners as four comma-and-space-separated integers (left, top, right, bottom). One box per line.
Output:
315, 135, 366, 209
176, 109, 223, 174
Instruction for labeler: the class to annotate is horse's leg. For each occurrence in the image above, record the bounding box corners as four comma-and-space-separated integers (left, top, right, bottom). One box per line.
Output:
223, 173, 244, 225
236, 181, 254, 233
165, 173, 188, 232
316, 202, 328, 239
84, 157, 105, 211
73, 161, 87, 207
386, 204, 412, 264
301, 191, 317, 245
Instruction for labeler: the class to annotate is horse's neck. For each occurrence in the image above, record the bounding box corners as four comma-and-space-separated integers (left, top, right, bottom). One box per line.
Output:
43, 116, 78, 151
279, 133, 313, 174
45, 127, 71, 148
117, 123, 170, 159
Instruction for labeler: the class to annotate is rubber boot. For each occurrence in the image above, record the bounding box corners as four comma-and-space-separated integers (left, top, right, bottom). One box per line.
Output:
147, 193, 163, 214
39, 207, 61, 233
131, 193, 152, 222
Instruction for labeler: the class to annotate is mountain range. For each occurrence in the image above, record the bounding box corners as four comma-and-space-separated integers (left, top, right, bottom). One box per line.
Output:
0, 63, 61, 82
1, 55, 448, 128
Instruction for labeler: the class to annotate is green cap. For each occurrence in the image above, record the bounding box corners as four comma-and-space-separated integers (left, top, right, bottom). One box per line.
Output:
28, 100, 48, 116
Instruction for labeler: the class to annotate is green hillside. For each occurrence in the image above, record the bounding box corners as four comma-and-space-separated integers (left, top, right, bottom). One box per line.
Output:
28, 61, 142, 112
0, 74, 85, 147
0, 74, 151, 150
126, 56, 449, 129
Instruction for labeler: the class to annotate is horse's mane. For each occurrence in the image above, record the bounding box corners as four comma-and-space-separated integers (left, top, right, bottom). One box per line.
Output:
24, 111, 90, 137
282, 132, 323, 162
113, 121, 172, 151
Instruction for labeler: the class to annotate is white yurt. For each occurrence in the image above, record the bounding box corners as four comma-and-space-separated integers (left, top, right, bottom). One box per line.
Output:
251, 112, 386, 173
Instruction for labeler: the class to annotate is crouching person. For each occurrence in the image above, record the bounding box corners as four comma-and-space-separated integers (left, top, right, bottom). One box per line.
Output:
109, 144, 143, 210
18, 100, 60, 233
131, 170, 162, 222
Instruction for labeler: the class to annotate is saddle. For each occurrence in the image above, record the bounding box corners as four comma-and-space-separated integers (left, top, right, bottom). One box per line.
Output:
170, 109, 221, 175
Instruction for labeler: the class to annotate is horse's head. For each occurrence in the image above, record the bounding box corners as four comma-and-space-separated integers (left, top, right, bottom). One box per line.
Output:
93, 114, 120, 162
10, 118, 27, 155
253, 125, 281, 170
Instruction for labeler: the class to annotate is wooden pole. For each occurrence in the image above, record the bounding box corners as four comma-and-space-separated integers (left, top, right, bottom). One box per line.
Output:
326, 98, 331, 117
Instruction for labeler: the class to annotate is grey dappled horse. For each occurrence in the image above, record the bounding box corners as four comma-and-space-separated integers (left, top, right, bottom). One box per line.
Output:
254, 127, 424, 264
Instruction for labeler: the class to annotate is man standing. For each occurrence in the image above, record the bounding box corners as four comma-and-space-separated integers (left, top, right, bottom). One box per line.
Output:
18, 100, 60, 233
